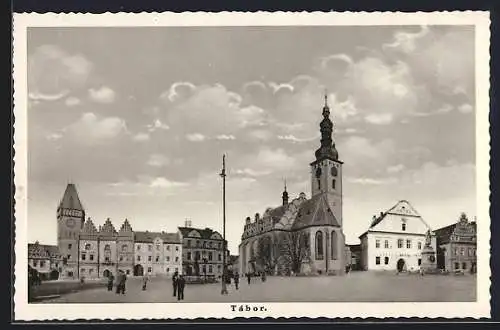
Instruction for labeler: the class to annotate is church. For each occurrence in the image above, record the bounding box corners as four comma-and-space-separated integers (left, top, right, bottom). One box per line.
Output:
238, 96, 348, 276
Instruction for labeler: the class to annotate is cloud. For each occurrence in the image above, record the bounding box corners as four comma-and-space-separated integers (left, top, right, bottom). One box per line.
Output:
132, 133, 150, 142
365, 113, 393, 125
216, 134, 236, 140
233, 168, 271, 177
268, 82, 294, 94
147, 119, 170, 132
346, 177, 397, 185
383, 26, 430, 53
149, 177, 189, 188
458, 103, 474, 114
387, 164, 405, 174
277, 134, 319, 143
320, 53, 354, 69
28, 45, 93, 99
65, 96, 82, 107
147, 154, 170, 167
161, 81, 196, 102
186, 133, 206, 142
69, 112, 127, 144
89, 86, 116, 104
46, 132, 63, 141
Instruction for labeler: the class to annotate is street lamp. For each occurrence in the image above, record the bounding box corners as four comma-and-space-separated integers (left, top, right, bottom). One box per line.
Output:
220, 154, 228, 295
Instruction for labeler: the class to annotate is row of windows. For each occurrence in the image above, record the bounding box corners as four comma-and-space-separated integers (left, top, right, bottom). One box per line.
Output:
315, 231, 338, 260
316, 179, 337, 190
452, 247, 476, 256
375, 239, 423, 250
145, 267, 180, 274
137, 244, 180, 252
375, 257, 422, 266
74, 243, 180, 253
186, 251, 221, 261
137, 255, 180, 263
185, 240, 222, 249
32, 260, 47, 268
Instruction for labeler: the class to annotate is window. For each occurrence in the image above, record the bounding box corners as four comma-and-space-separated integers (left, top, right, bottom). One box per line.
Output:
82, 253, 86, 261
89, 269, 93, 274
331, 231, 338, 259
148, 245, 152, 252
468, 248, 472, 256
67, 254, 71, 260
81, 268, 85, 274
187, 240, 191, 247
418, 242, 422, 250
455, 262, 460, 270
384, 257, 389, 265
209, 265, 213, 273
166, 245, 170, 251
166, 256, 170, 262
137, 245, 141, 251
122, 245, 128, 252
187, 252, 192, 260
148, 256, 152, 262
332, 179, 336, 189
175, 267, 179, 272
473, 248, 476, 256
40, 261, 45, 268
104, 244, 111, 251
68, 243, 73, 249
126, 270, 130, 275
375, 240, 380, 248
315, 231, 324, 260
397, 239, 403, 248
208, 252, 213, 261
175, 246, 179, 251
461, 248, 465, 256
462, 262, 467, 270
196, 240, 200, 248
105, 256, 110, 262
33, 260, 38, 267
218, 254, 222, 261
218, 265, 221, 270
406, 240, 412, 249
418, 259, 422, 266
119, 256, 123, 262
85, 243, 91, 250
137, 256, 141, 262
384, 240, 389, 248
147, 267, 152, 273
195, 251, 200, 261
402, 223, 406, 231
375, 257, 381, 265
155, 256, 159, 262
218, 243, 222, 249
156, 244, 160, 251
175, 257, 179, 262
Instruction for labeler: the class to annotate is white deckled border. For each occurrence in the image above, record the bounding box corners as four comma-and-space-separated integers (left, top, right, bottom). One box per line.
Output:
13, 11, 491, 320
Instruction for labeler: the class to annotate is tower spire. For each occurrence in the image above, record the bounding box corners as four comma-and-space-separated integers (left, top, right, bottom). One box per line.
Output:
282, 177, 289, 206
314, 91, 338, 162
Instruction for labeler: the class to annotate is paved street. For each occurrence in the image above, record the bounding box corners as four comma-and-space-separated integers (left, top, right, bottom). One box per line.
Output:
41, 271, 476, 303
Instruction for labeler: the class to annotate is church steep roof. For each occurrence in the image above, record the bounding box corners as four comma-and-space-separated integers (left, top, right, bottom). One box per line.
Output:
59, 183, 84, 210
292, 194, 340, 230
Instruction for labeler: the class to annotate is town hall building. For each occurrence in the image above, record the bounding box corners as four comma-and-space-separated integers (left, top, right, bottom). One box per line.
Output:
238, 96, 347, 276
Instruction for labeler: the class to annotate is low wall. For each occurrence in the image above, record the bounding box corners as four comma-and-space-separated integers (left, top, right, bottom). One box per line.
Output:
30, 279, 107, 301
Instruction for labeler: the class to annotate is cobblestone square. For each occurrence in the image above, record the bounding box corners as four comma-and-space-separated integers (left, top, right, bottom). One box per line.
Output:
41, 271, 476, 303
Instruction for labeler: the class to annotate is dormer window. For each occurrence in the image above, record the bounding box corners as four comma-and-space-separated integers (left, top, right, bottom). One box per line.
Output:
402, 223, 406, 231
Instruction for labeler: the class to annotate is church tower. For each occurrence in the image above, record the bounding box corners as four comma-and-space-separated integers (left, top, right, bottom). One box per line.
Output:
57, 183, 85, 278
310, 94, 343, 225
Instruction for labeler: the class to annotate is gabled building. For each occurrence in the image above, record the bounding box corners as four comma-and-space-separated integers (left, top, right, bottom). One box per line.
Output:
133, 230, 182, 277
178, 220, 228, 279
433, 213, 477, 272
239, 96, 347, 276
359, 200, 436, 272
28, 241, 62, 280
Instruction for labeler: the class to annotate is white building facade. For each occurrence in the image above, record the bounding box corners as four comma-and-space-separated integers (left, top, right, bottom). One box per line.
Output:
359, 200, 436, 272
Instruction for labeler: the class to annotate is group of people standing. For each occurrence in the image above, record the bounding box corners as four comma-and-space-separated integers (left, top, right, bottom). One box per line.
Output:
172, 271, 186, 300
106, 270, 127, 294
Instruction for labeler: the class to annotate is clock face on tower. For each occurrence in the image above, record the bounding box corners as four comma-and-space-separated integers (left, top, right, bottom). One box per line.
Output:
66, 218, 76, 228
331, 167, 338, 177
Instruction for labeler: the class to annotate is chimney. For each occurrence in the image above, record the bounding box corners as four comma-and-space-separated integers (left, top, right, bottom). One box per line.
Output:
254, 213, 260, 222
245, 217, 251, 225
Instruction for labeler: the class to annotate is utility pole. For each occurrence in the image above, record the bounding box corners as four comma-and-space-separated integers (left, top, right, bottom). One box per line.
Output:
220, 154, 228, 295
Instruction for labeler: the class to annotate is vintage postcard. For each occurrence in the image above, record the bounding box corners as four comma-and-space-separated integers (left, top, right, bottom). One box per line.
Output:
13, 11, 491, 320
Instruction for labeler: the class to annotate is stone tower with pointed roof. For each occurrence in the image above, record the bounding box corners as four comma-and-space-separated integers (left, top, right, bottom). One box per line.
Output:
56, 183, 86, 278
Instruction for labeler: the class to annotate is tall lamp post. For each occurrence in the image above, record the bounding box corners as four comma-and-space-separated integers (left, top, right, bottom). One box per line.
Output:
220, 154, 228, 295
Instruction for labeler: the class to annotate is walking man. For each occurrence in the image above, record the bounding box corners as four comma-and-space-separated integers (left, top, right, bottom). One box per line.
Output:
234, 272, 239, 290
142, 274, 149, 291
107, 273, 114, 291
246, 272, 251, 285
115, 271, 123, 294
172, 270, 179, 297
120, 270, 127, 294
177, 274, 186, 301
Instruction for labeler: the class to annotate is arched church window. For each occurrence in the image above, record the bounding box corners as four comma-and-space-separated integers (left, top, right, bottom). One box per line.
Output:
315, 231, 324, 260
104, 244, 111, 251
85, 243, 91, 250
331, 231, 338, 260
332, 179, 336, 189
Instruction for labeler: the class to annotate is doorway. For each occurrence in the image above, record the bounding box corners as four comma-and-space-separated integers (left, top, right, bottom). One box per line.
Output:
103, 269, 112, 278
397, 259, 405, 272
134, 264, 144, 276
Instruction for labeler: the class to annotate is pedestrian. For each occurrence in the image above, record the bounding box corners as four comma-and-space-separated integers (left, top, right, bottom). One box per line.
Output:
115, 271, 123, 294
172, 271, 179, 297
177, 274, 186, 301
142, 274, 149, 291
120, 271, 127, 294
419, 267, 425, 276
107, 273, 114, 291
261, 272, 266, 282
246, 272, 251, 285
234, 272, 239, 290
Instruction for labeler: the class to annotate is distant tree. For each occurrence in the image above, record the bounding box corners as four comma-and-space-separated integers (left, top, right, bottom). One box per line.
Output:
256, 235, 279, 274
278, 231, 310, 274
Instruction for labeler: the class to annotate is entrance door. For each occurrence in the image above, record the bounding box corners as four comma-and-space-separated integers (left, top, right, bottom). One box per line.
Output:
103, 269, 111, 278
134, 264, 144, 276
397, 259, 405, 272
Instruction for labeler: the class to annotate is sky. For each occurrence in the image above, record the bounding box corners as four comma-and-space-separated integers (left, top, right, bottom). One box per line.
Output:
26, 25, 476, 254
